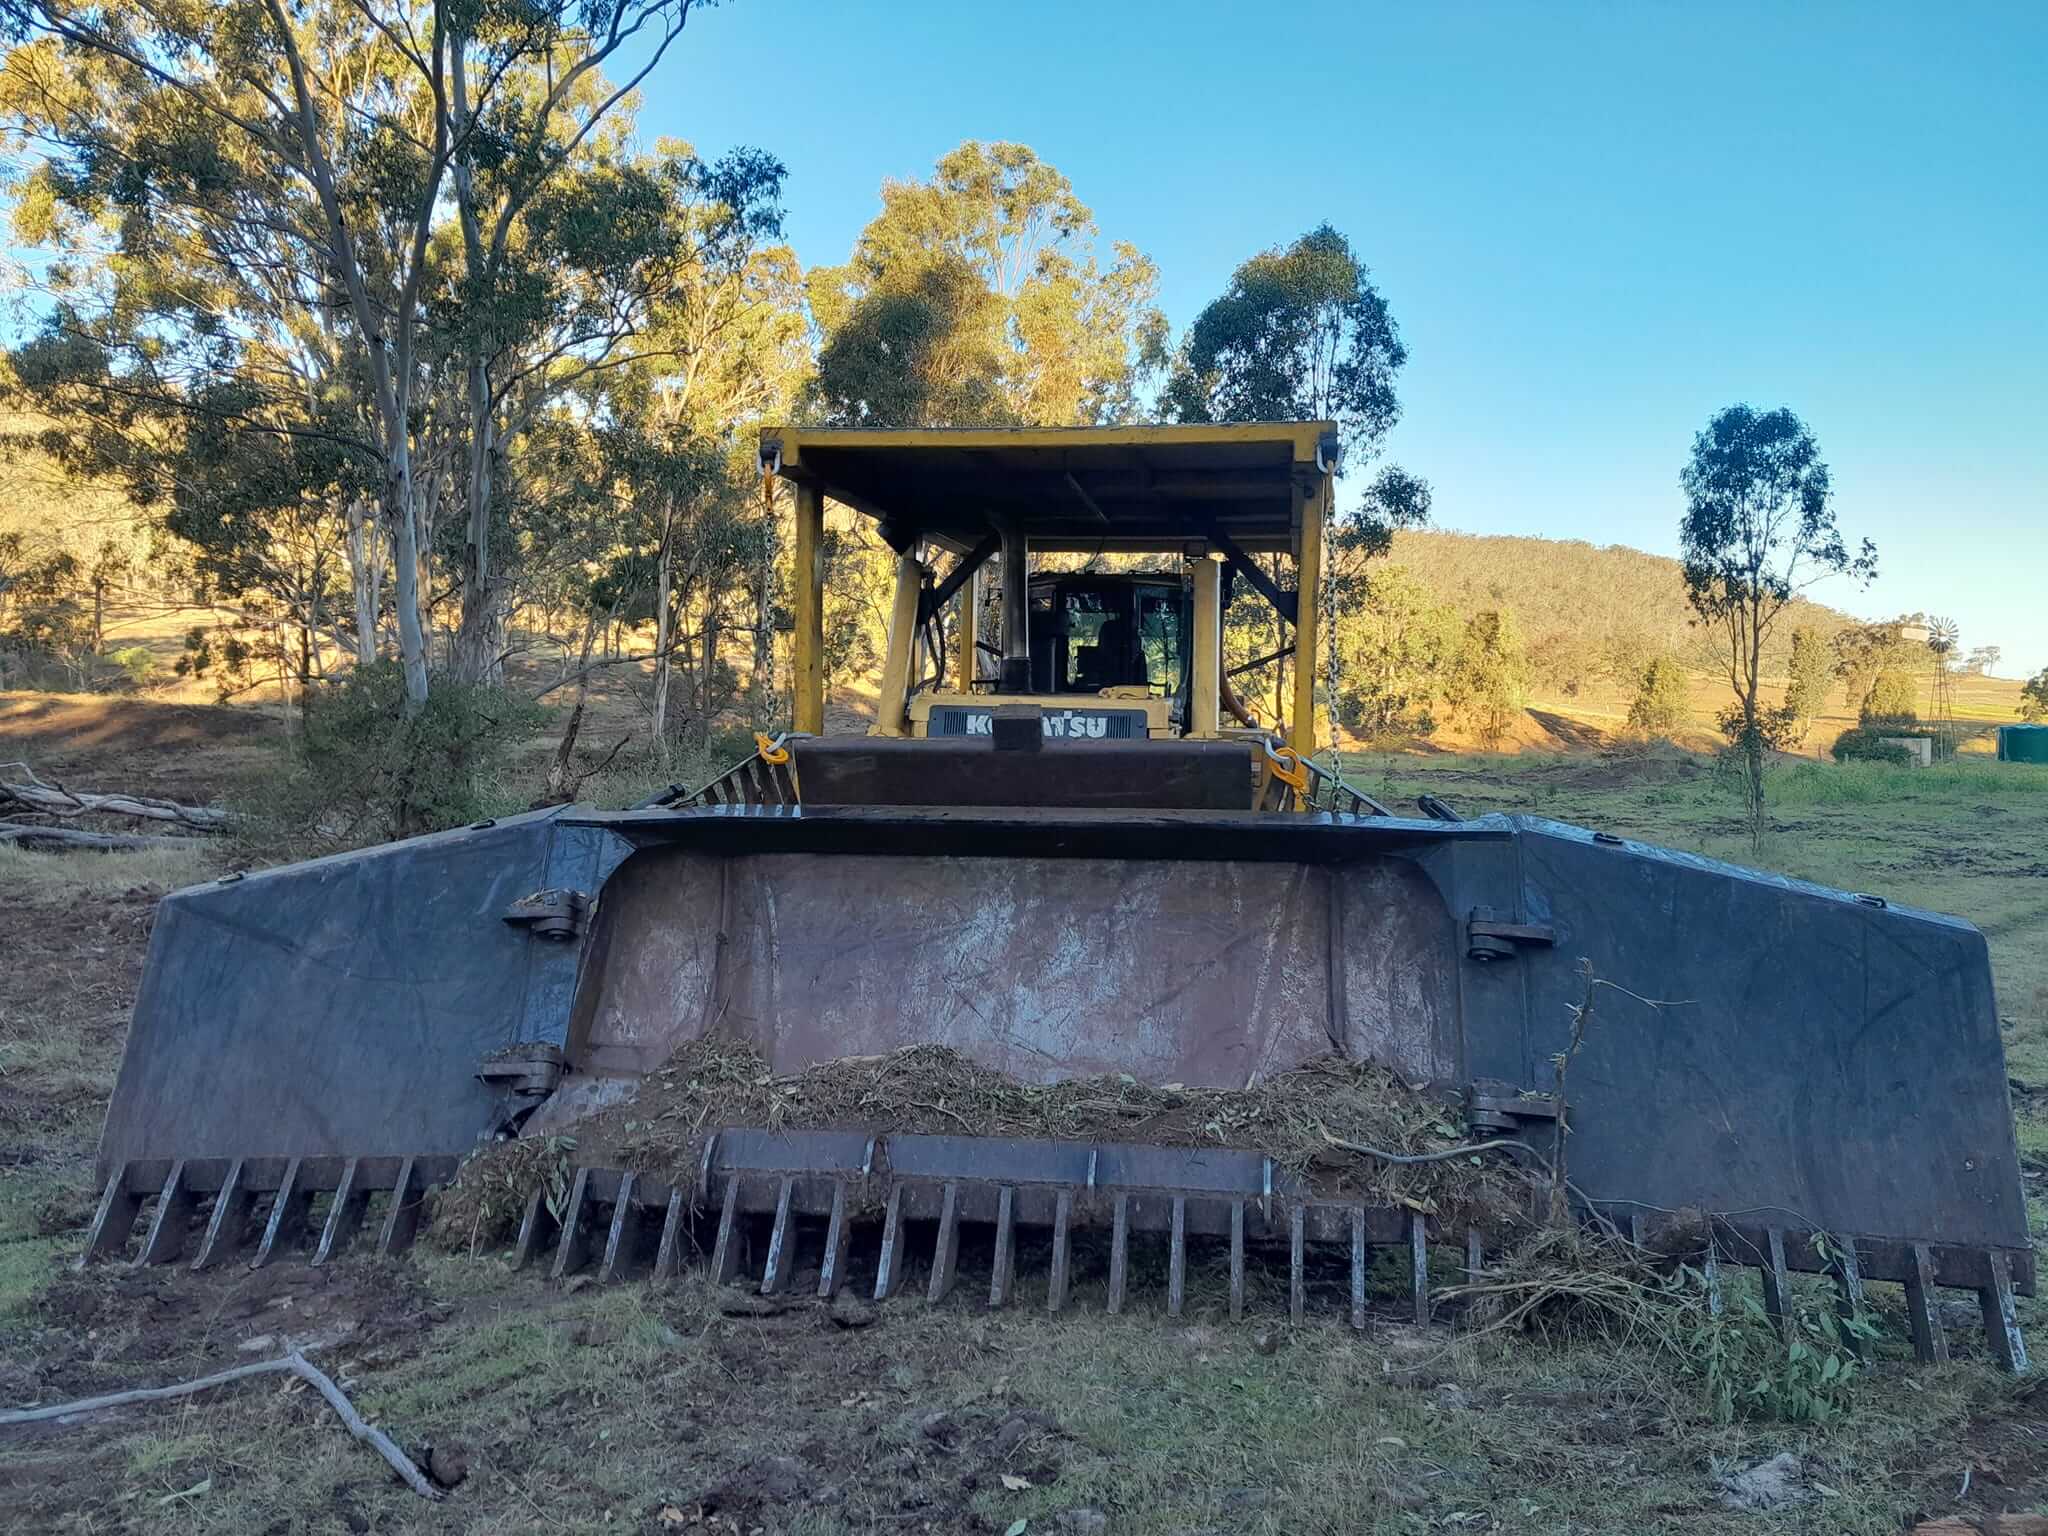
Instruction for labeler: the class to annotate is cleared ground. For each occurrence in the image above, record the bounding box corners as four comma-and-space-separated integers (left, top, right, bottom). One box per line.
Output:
2, 704, 2046, 1534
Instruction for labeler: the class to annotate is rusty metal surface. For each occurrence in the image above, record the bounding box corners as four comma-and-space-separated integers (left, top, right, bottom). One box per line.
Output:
100, 789, 2031, 1292
571, 847, 1459, 1086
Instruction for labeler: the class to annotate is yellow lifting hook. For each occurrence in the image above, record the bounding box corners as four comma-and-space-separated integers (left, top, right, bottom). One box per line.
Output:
1264, 744, 1308, 792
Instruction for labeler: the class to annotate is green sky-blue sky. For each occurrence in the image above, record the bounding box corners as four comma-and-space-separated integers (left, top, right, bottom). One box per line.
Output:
651, 0, 2046, 674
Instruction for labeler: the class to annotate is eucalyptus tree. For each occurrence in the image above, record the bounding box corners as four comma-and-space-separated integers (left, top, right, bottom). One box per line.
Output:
1167, 225, 1425, 744
1679, 404, 1875, 846
0, 0, 728, 708
808, 141, 1165, 427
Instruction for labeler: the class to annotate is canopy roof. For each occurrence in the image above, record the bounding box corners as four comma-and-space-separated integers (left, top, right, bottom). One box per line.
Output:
760, 423, 1339, 556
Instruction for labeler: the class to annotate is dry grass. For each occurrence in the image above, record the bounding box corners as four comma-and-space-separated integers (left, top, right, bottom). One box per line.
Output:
0, 841, 218, 899
427, 1035, 1542, 1248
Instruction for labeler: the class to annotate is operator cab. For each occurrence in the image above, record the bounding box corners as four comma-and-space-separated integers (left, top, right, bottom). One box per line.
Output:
1025, 573, 1188, 704
759, 422, 1340, 753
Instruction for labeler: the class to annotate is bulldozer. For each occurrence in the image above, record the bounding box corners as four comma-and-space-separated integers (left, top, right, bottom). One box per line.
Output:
84, 422, 2030, 1368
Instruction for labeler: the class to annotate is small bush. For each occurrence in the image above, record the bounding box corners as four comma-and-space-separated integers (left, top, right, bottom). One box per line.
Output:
1859, 670, 1917, 722
1830, 728, 1913, 766
107, 645, 155, 687
1688, 1277, 1878, 1425
1625, 653, 1689, 738
253, 662, 547, 844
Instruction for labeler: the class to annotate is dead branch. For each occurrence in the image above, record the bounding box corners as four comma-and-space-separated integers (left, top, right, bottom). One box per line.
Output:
0, 1349, 442, 1501
0, 821, 193, 853
0, 763, 235, 831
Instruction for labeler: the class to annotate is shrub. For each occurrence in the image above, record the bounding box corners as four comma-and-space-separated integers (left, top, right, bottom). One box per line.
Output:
1859, 670, 1917, 723
2022, 667, 2048, 723
1830, 728, 1913, 766
107, 645, 155, 687
287, 662, 547, 841
1625, 653, 1689, 738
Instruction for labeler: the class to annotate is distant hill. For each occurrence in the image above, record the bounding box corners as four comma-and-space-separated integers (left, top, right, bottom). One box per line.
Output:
1383, 528, 1858, 689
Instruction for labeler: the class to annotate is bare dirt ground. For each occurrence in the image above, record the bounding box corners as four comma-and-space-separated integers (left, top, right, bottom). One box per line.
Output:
4, 697, 2048, 1533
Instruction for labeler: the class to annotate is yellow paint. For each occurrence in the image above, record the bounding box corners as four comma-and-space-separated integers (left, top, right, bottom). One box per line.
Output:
870, 548, 923, 738
906, 691, 1175, 739
1190, 555, 1221, 737
764, 421, 1337, 465
791, 482, 824, 734
954, 565, 979, 692
1288, 472, 1324, 773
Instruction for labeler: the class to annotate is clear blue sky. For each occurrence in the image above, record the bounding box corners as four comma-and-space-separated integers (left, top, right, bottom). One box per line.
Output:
650, 0, 2046, 675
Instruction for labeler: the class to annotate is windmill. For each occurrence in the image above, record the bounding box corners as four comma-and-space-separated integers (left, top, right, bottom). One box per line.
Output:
1927, 616, 1960, 761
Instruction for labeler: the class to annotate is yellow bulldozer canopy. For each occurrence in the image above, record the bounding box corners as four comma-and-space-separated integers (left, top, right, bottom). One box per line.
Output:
759, 422, 1340, 555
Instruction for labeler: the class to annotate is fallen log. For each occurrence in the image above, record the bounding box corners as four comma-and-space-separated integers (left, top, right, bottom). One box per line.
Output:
0, 820, 194, 853
0, 762, 235, 831
0, 1348, 442, 1501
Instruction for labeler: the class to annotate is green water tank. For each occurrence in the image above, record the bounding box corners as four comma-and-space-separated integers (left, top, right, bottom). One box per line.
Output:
1997, 724, 2048, 762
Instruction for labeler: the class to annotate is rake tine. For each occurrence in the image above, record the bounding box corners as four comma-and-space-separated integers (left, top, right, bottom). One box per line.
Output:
1167, 1197, 1187, 1319
1409, 1210, 1429, 1326
550, 1168, 594, 1280
709, 1173, 743, 1286
1832, 1238, 1867, 1356
1288, 1205, 1305, 1323
253, 1158, 312, 1269
1464, 1227, 1483, 1287
1980, 1251, 2028, 1375
762, 1177, 796, 1295
1047, 1190, 1072, 1314
1760, 1228, 1791, 1342
653, 1188, 687, 1284
819, 1182, 852, 1299
601, 1172, 639, 1283
1904, 1242, 1947, 1364
314, 1158, 368, 1266
80, 1163, 144, 1268
512, 1188, 554, 1270
1106, 1194, 1130, 1315
989, 1186, 1016, 1309
376, 1157, 425, 1257
136, 1160, 194, 1267
1349, 1207, 1368, 1331
1228, 1200, 1246, 1323
1702, 1240, 1723, 1318
192, 1159, 251, 1271
874, 1184, 906, 1300
927, 1182, 961, 1304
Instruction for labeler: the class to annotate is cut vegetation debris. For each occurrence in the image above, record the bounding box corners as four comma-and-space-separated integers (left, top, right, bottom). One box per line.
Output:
427, 1036, 1541, 1248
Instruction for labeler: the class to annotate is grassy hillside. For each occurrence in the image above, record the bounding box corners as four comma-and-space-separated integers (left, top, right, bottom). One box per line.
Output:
1386, 527, 1860, 680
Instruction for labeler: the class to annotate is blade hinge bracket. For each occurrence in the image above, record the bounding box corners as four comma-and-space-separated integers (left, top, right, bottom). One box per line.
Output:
1465, 1080, 1564, 1136
503, 888, 590, 942
477, 1042, 568, 1097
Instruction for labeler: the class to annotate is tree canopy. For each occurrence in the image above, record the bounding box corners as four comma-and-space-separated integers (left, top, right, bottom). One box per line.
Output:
1165, 225, 1406, 462
806, 141, 1165, 427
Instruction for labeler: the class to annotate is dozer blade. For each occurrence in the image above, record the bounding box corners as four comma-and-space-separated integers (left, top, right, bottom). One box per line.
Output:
93, 756, 2032, 1365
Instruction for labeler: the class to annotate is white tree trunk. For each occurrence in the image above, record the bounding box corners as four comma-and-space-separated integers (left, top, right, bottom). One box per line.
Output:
345, 497, 383, 666
650, 498, 675, 761
386, 447, 430, 709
